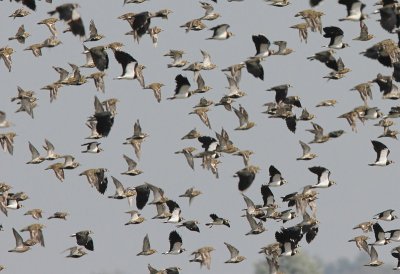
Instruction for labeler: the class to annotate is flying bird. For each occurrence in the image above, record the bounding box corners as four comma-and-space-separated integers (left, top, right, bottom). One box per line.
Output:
48, 3, 85, 37
369, 140, 394, 166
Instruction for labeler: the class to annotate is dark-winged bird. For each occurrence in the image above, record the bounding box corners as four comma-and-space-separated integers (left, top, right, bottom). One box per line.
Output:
70, 230, 94, 251
48, 4, 85, 37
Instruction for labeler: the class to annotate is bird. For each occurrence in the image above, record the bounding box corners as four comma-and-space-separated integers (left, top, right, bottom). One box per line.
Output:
181, 18, 207, 33
144, 83, 164, 103
233, 104, 255, 130
81, 141, 102, 153
323, 26, 349, 49
37, 17, 58, 37
79, 168, 108, 194
125, 210, 145, 225
338, 0, 367, 23
375, 3, 400, 33
273, 40, 294, 55
316, 99, 337, 107
309, 166, 335, 188
24, 208, 43, 220
112, 49, 140, 80
85, 19, 105, 42
189, 107, 212, 129
307, 49, 338, 70
168, 74, 192, 99
70, 230, 94, 251
164, 49, 188, 68
163, 230, 185, 254
224, 73, 246, 98
91, 96, 114, 138
147, 26, 162, 47
207, 24, 233, 40
0, 46, 15, 72
244, 57, 264, 80
142, 183, 166, 206
392, 246, 400, 270
164, 200, 183, 223
387, 229, 400, 241
206, 213, 230, 227
137, 234, 157, 256
353, 21, 374, 41
245, 212, 266, 235
45, 163, 65, 182
369, 140, 394, 166
275, 226, 302, 256
373, 209, 398, 221
48, 3, 85, 37
89, 46, 109, 71
362, 39, 400, 67
8, 24, 30, 44
371, 222, 390, 245
348, 235, 369, 253
11, 0, 38, 11
43, 139, 60, 160
61, 155, 80, 169
9, 8, 30, 19
0, 111, 12, 128
290, 22, 309, 43
199, 2, 220, 20
297, 141, 317, 160
224, 242, 246, 263
365, 245, 384, 266
267, 0, 290, 7
252, 34, 273, 58
8, 228, 31, 253
125, 11, 156, 43
268, 165, 287, 187
323, 57, 351, 80
233, 150, 254, 167
26, 142, 45, 164
48, 212, 69, 220
20, 223, 45, 247
267, 84, 295, 105
63, 246, 87, 258
200, 50, 217, 70
190, 246, 215, 269
176, 220, 200, 232
234, 165, 260, 191
108, 176, 136, 205
295, 9, 324, 33
121, 154, 143, 176
181, 128, 201, 140
179, 187, 202, 205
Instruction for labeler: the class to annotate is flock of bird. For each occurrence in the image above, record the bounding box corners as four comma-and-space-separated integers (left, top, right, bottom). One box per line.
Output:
2, 0, 400, 273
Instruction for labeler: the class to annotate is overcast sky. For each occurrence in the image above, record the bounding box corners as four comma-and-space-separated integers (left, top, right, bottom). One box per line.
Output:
0, 0, 399, 273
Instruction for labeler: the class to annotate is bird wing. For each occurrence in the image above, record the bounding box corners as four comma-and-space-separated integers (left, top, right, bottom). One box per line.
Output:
111, 176, 125, 195
13, 228, 24, 247
142, 234, 151, 251
300, 140, 311, 155
261, 184, 275, 206
224, 242, 239, 258
135, 184, 150, 210
28, 142, 40, 159
246, 211, 258, 230
123, 154, 137, 170
236, 168, 256, 191
89, 19, 98, 36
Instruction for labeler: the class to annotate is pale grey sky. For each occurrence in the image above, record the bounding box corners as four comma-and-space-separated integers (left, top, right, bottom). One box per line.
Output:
0, 0, 399, 273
